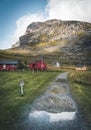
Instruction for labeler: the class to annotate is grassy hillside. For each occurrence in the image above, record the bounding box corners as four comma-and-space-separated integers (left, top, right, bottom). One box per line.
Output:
0, 71, 60, 129
68, 71, 91, 125
0, 49, 27, 60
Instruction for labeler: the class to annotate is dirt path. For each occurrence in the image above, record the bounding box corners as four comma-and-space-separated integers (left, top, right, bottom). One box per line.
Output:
17, 72, 88, 130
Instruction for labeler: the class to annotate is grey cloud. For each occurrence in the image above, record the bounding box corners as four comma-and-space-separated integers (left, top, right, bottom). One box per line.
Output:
46, 0, 91, 23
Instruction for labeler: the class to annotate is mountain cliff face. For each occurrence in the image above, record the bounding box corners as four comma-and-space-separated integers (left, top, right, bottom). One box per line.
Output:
12, 19, 91, 65
19, 19, 91, 45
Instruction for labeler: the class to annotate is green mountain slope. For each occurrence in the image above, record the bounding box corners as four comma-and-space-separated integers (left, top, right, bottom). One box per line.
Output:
1, 19, 91, 65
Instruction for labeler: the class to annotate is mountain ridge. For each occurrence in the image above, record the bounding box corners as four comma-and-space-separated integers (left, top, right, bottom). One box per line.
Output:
11, 19, 91, 65
12, 19, 91, 47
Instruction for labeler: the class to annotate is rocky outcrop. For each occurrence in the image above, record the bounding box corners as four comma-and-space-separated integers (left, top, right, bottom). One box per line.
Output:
12, 19, 91, 65
18, 19, 91, 46
12, 41, 20, 48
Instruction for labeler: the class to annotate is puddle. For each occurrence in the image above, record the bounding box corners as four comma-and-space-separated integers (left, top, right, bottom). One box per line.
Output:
29, 111, 76, 122
18, 72, 88, 130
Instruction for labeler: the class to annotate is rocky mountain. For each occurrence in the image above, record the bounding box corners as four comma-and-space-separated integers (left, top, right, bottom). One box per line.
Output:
12, 19, 91, 65
12, 41, 20, 48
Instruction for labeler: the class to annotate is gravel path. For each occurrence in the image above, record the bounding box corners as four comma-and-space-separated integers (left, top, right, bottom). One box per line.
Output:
17, 72, 88, 130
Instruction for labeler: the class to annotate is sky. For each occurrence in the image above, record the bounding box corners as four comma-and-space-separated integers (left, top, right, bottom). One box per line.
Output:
0, 0, 91, 50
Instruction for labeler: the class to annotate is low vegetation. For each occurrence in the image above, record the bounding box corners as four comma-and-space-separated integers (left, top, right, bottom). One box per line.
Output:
0, 70, 60, 129
68, 71, 91, 124
0, 68, 91, 129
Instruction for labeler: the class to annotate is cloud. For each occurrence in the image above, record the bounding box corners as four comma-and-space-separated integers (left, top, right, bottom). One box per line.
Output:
9, 13, 46, 47
0, 12, 46, 49
0, 40, 14, 50
46, 0, 91, 22
11, 0, 91, 48
0, 12, 45, 49
1, 0, 91, 49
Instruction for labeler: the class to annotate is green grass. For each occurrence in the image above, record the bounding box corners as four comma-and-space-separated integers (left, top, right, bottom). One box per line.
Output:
0, 70, 60, 129
68, 71, 91, 124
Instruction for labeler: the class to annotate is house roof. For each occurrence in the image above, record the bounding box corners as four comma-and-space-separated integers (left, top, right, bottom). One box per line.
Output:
77, 63, 84, 67
0, 61, 18, 65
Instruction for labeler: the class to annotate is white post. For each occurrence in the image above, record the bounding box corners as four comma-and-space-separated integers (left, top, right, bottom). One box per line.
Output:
33, 69, 34, 74
20, 80, 24, 96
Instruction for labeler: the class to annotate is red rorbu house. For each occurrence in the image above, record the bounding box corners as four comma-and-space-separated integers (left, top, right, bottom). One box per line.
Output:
0, 61, 18, 71
29, 60, 47, 71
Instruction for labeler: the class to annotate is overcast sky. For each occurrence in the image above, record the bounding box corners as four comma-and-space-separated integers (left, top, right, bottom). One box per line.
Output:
0, 0, 91, 49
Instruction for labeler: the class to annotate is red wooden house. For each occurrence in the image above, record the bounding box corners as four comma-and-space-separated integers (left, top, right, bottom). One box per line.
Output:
0, 61, 18, 71
29, 60, 47, 71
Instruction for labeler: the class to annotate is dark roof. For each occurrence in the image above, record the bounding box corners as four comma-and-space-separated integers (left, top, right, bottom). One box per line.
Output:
0, 61, 18, 64
77, 63, 84, 67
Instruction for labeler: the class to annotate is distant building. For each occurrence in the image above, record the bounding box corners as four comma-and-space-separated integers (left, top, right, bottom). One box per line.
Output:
0, 61, 18, 71
56, 62, 60, 67
29, 60, 47, 71
75, 64, 87, 71
53, 62, 60, 67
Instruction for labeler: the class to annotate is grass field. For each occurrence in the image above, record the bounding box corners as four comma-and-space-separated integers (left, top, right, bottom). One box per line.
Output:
68, 70, 91, 124
0, 69, 91, 129
0, 70, 60, 129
